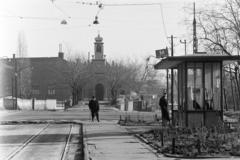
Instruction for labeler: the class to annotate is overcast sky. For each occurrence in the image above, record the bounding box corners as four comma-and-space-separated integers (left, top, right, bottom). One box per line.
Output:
0, 0, 219, 61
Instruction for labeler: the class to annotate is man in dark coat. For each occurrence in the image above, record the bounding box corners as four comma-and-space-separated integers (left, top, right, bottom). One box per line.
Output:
88, 96, 100, 122
159, 93, 170, 125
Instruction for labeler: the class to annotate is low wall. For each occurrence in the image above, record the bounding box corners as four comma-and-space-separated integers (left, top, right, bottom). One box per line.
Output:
46, 99, 57, 110
0, 98, 4, 109
1, 98, 64, 110
35, 100, 46, 110
18, 99, 32, 110
3, 98, 15, 110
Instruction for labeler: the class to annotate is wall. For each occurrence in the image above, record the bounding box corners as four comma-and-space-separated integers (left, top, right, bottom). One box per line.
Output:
0, 98, 63, 110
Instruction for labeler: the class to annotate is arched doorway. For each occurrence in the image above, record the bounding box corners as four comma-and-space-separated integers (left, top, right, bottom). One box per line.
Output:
95, 83, 104, 100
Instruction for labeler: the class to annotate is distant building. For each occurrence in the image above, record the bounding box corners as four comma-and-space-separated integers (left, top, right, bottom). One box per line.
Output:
0, 59, 14, 97
1, 52, 71, 101
80, 34, 111, 101
1, 34, 110, 102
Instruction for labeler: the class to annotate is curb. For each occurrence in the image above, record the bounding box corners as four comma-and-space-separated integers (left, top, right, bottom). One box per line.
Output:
164, 153, 232, 159
83, 138, 90, 160
0, 120, 82, 125
135, 134, 161, 152
83, 125, 90, 160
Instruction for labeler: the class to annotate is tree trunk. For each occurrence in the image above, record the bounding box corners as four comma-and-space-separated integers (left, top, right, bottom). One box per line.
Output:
72, 87, 78, 106
111, 88, 118, 105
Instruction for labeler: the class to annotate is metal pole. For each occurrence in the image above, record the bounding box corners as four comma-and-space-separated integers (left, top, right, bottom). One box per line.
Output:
180, 39, 187, 55
184, 40, 186, 55
171, 35, 174, 57
14, 54, 18, 110
166, 69, 169, 127
12, 77, 14, 109
171, 35, 174, 125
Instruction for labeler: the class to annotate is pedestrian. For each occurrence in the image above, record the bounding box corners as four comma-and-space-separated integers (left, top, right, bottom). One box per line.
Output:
64, 99, 70, 111
88, 96, 100, 122
159, 92, 170, 126
94, 98, 100, 122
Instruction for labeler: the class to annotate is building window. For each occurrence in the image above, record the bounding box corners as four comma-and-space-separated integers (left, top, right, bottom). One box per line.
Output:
48, 88, 55, 95
96, 44, 102, 52
32, 85, 40, 95
187, 63, 203, 110
32, 89, 40, 95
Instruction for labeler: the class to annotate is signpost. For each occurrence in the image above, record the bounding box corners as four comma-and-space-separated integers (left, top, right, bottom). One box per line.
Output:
155, 47, 168, 58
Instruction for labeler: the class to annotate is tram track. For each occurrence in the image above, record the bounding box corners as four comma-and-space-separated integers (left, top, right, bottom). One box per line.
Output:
5, 123, 50, 160
3, 123, 76, 160
60, 124, 73, 160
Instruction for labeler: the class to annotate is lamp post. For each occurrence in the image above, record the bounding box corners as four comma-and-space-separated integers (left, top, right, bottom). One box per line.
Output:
180, 39, 187, 55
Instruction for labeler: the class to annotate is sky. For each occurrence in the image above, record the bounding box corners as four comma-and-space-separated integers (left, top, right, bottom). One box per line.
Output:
0, 0, 220, 62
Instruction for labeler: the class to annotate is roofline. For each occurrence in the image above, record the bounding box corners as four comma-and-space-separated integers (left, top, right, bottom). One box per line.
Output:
154, 55, 240, 69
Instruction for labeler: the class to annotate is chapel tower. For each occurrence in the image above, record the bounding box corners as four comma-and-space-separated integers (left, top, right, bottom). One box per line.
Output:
94, 34, 104, 60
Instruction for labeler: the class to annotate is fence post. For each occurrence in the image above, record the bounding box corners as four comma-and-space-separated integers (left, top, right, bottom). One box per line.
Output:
161, 132, 164, 146
172, 138, 175, 154
32, 98, 35, 110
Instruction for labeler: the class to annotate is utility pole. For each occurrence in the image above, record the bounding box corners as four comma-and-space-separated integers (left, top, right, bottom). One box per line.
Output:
171, 35, 174, 57
165, 35, 175, 125
13, 54, 18, 110
193, 2, 198, 54
170, 35, 174, 125
12, 77, 14, 109
166, 35, 176, 125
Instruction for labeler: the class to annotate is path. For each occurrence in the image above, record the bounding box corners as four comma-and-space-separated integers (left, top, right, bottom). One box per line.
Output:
83, 121, 160, 160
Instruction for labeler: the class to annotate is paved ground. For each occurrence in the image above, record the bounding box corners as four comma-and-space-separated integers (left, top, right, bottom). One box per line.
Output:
0, 105, 160, 122
0, 123, 82, 160
84, 121, 162, 160
0, 104, 161, 160
1, 104, 238, 160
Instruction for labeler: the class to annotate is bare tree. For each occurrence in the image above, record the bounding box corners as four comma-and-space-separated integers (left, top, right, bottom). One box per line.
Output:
17, 31, 28, 57
65, 54, 91, 105
105, 59, 142, 104
185, 0, 240, 110
16, 31, 32, 98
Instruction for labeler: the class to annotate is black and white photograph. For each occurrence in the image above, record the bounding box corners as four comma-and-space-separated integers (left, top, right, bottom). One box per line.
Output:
0, 0, 240, 159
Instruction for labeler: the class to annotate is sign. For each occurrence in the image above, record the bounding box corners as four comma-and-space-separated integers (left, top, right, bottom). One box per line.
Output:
155, 48, 168, 58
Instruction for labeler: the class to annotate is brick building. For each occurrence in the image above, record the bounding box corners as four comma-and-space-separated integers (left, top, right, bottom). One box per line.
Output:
1, 34, 110, 102
1, 52, 71, 101
0, 59, 14, 98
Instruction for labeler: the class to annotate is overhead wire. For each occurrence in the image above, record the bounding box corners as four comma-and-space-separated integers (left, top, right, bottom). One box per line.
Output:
1, 1, 170, 36
50, 0, 71, 18
159, 4, 168, 43
103, 3, 162, 7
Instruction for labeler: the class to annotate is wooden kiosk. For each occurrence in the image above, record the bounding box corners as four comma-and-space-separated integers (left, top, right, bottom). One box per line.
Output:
154, 54, 239, 128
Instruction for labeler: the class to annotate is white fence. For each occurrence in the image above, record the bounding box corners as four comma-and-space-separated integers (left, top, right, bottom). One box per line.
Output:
35, 100, 46, 110
0, 98, 65, 110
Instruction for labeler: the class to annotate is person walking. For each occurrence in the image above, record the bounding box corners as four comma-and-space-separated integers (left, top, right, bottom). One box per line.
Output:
88, 96, 100, 122
159, 92, 170, 126
94, 98, 100, 122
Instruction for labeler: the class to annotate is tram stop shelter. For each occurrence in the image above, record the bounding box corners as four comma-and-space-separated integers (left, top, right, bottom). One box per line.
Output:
154, 54, 240, 128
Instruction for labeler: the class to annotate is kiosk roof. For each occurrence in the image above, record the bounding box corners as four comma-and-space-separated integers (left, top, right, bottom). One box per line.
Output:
154, 55, 240, 69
